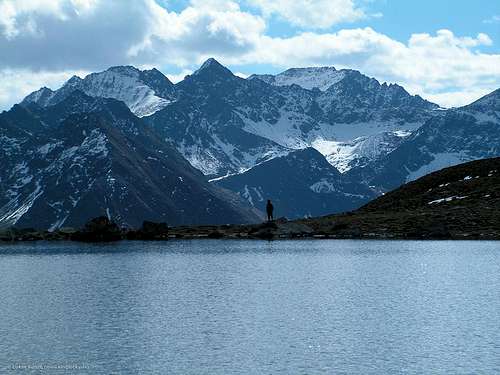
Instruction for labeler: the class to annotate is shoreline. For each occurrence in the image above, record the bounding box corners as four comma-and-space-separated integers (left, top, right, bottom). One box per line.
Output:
1, 218, 499, 243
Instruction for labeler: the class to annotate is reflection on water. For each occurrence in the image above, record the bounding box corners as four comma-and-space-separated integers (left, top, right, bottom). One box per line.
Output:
1, 240, 499, 374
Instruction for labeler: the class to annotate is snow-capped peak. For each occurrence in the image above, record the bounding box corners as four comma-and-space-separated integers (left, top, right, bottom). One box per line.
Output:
249, 66, 346, 91
64, 75, 83, 87
22, 87, 55, 107
22, 66, 175, 118
106, 65, 140, 75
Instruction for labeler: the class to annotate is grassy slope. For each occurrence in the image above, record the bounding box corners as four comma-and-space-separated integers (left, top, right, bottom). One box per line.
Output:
300, 157, 500, 239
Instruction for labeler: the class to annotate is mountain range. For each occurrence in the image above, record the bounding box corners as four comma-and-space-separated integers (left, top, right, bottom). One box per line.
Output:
1, 58, 500, 228
1, 91, 260, 229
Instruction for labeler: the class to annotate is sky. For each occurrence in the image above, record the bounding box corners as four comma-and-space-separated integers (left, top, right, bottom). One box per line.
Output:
0, 0, 499, 110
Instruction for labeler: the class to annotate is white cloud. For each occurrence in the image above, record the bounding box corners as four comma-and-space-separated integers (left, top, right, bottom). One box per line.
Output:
421, 89, 492, 109
234, 72, 249, 78
248, 0, 366, 29
0, 0, 102, 39
0, 0, 155, 70
129, 0, 266, 67
238, 28, 500, 107
0, 0, 499, 109
166, 69, 193, 83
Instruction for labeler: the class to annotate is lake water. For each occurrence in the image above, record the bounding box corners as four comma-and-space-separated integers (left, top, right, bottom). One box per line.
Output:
0, 240, 499, 374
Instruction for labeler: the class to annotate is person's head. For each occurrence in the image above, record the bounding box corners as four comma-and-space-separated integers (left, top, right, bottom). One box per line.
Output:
267, 199, 271, 203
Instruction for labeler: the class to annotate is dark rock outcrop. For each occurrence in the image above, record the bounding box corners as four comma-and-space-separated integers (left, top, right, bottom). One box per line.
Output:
127, 220, 169, 240
72, 216, 122, 242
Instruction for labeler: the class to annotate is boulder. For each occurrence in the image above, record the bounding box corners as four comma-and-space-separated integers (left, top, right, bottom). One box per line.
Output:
72, 216, 122, 242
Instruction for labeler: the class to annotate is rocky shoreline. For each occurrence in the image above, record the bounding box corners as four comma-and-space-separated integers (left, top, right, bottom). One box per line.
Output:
2, 214, 499, 243
3, 157, 500, 243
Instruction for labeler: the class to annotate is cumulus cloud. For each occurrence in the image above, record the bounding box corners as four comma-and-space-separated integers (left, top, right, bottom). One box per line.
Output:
0, 0, 499, 110
0, 0, 154, 71
166, 69, 193, 83
422, 89, 493, 109
247, 0, 366, 29
228, 28, 500, 107
129, 0, 266, 67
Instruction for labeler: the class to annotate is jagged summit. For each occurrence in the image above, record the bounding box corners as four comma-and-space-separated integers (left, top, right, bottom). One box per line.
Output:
65, 75, 83, 86
22, 87, 55, 107
106, 65, 140, 74
141, 67, 174, 84
192, 58, 235, 79
196, 57, 224, 70
22, 65, 176, 117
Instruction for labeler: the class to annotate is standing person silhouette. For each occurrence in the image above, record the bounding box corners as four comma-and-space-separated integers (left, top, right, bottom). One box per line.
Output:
266, 199, 274, 222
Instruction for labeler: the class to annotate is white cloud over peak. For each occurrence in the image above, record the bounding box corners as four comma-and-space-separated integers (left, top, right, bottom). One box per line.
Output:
248, 0, 366, 29
140, 0, 266, 66
0, 0, 499, 110
166, 69, 193, 83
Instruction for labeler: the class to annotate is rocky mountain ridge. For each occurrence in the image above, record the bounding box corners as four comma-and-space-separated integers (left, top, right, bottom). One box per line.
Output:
1, 90, 260, 229
23, 59, 440, 178
3, 58, 500, 227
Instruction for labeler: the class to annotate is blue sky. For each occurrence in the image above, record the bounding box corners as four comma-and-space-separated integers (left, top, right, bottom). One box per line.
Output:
0, 0, 499, 109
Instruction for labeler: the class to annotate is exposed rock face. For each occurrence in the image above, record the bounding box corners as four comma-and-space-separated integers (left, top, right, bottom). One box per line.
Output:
215, 148, 376, 219
22, 66, 176, 117
5, 59, 500, 231
144, 59, 438, 177
0, 91, 261, 230
347, 90, 500, 191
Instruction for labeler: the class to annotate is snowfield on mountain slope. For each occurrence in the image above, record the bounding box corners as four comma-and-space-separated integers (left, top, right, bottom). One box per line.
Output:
240, 108, 420, 173
312, 131, 411, 173
78, 69, 172, 117
250, 67, 347, 91
23, 66, 174, 118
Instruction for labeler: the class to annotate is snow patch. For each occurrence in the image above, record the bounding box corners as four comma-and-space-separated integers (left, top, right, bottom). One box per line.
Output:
251, 67, 346, 91
309, 179, 338, 193
428, 195, 468, 205
0, 182, 43, 227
